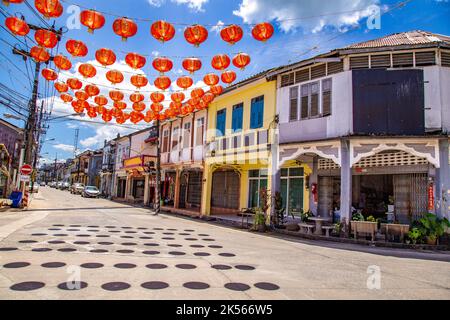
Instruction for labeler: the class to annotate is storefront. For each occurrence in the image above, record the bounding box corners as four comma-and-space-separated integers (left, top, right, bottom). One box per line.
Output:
211, 169, 240, 214
122, 155, 156, 205
179, 170, 203, 209
162, 171, 176, 207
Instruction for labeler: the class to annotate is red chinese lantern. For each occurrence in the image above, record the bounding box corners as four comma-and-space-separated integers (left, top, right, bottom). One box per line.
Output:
30, 46, 50, 62
35, 0, 63, 19
60, 93, 73, 103
151, 20, 175, 43
198, 99, 209, 110
34, 29, 58, 48
125, 52, 146, 69
221, 70, 236, 84
171, 92, 185, 103
220, 24, 243, 45
202, 92, 215, 104
116, 117, 126, 124
203, 73, 219, 86
95, 95, 108, 106
66, 39, 88, 57
232, 53, 251, 70
3, 0, 25, 6
170, 101, 182, 110
67, 78, 82, 90
78, 63, 97, 78
72, 100, 88, 113
109, 90, 124, 102
188, 98, 200, 107
130, 92, 144, 103
41, 68, 58, 81
210, 84, 223, 96
106, 70, 124, 85
55, 81, 68, 93
252, 22, 274, 42
150, 92, 165, 103
87, 109, 97, 118
80, 9, 105, 34
132, 102, 146, 112
5, 16, 30, 36
211, 54, 230, 71
184, 24, 208, 47
113, 17, 137, 41
114, 101, 127, 110
85, 84, 100, 97
152, 57, 173, 75
182, 57, 202, 74
102, 111, 113, 122
95, 48, 116, 66
75, 90, 89, 101
131, 74, 148, 89
176, 76, 193, 90
53, 54, 72, 70
190, 88, 204, 99
154, 76, 171, 91
151, 103, 163, 113
184, 105, 195, 114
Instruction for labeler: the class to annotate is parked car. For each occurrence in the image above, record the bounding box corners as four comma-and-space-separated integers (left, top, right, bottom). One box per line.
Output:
81, 186, 100, 198
57, 182, 63, 189
29, 183, 39, 193
49, 182, 56, 188
40, 181, 46, 187
60, 182, 70, 190
71, 183, 85, 194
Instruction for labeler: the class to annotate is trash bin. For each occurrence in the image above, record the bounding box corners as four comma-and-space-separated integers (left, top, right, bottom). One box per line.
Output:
9, 191, 23, 208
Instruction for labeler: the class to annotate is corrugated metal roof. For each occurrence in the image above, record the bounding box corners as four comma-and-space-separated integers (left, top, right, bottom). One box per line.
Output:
344, 30, 450, 49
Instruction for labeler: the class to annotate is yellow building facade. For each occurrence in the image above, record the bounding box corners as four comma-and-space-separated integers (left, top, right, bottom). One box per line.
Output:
201, 73, 311, 218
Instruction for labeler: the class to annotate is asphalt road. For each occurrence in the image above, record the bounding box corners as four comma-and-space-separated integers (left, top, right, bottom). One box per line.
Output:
0, 187, 449, 299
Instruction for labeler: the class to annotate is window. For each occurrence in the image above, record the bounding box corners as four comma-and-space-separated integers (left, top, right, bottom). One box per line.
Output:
310, 82, 319, 117
172, 127, 179, 149
162, 130, 169, 152
322, 79, 332, 116
183, 122, 191, 148
195, 117, 205, 146
231, 103, 243, 133
250, 96, 264, 129
280, 167, 304, 215
289, 87, 298, 121
216, 109, 226, 137
248, 169, 268, 208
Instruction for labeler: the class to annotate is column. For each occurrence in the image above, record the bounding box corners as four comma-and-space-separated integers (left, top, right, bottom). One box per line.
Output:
174, 169, 181, 209
125, 175, 131, 200
143, 174, 150, 206
340, 139, 352, 226
308, 157, 318, 215
269, 125, 280, 224
436, 139, 450, 219
200, 164, 212, 216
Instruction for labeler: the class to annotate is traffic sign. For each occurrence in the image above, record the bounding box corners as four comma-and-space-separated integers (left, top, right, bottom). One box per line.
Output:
20, 164, 33, 175
20, 175, 30, 182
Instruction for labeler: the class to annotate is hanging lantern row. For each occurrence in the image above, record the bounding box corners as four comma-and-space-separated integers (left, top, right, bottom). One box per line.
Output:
6, 1, 274, 43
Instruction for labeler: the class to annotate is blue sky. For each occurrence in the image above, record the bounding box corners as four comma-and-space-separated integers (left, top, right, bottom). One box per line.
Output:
0, 0, 449, 164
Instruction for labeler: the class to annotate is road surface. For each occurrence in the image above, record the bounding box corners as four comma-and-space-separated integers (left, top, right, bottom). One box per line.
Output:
0, 187, 449, 299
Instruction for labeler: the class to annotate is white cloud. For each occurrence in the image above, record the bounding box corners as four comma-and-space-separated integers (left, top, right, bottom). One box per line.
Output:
147, 0, 165, 7
80, 125, 133, 148
151, 51, 160, 57
233, 0, 380, 32
147, 0, 208, 12
210, 20, 224, 34
53, 143, 75, 153
172, 0, 209, 12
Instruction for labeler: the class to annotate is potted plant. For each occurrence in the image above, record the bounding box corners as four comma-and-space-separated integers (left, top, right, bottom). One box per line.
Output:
332, 222, 342, 237
407, 227, 423, 245
253, 209, 267, 232
418, 213, 450, 245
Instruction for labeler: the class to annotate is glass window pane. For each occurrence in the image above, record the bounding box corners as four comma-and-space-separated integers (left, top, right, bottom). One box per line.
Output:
281, 168, 288, 177
289, 178, 304, 212
281, 179, 288, 213
249, 170, 259, 178
260, 169, 268, 177
248, 179, 259, 208
259, 179, 268, 207
289, 167, 304, 177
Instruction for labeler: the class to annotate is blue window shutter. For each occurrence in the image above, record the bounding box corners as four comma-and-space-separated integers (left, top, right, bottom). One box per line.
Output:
216, 109, 226, 136
232, 104, 243, 133
250, 96, 264, 129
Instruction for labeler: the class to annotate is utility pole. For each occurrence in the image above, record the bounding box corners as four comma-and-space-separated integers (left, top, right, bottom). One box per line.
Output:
154, 119, 161, 215
53, 153, 57, 181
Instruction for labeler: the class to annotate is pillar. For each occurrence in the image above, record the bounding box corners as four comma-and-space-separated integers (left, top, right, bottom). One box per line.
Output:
269, 125, 280, 223
308, 157, 318, 215
436, 139, 450, 219
125, 175, 132, 200
340, 139, 352, 225
201, 164, 212, 216
143, 174, 150, 206
174, 168, 181, 209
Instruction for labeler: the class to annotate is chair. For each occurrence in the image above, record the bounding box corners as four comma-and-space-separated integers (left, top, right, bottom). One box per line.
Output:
239, 207, 255, 229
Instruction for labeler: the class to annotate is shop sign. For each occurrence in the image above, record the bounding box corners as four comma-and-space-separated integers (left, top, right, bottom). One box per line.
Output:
427, 183, 434, 211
